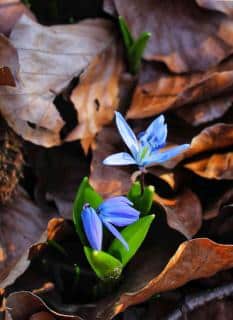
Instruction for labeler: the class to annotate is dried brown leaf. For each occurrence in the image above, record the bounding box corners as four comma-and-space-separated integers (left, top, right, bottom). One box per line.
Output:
0, 15, 116, 147
90, 125, 132, 198
5, 291, 82, 320
104, 0, 233, 73
164, 123, 233, 169
184, 152, 233, 180
0, 188, 55, 289
154, 189, 202, 239
196, 0, 233, 17
0, 0, 35, 35
0, 34, 18, 86
176, 94, 233, 126
67, 40, 124, 153
127, 60, 233, 119
96, 238, 233, 319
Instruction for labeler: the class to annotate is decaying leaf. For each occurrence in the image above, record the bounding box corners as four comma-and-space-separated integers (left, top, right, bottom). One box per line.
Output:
176, 94, 233, 126
196, 0, 233, 17
90, 125, 132, 198
127, 60, 233, 119
0, 34, 19, 86
0, 0, 35, 35
96, 238, 233, 319
184, 152, 233, 180
5, 291, 82, 320
67, 39, 124, 153
0, 15, 117, 147
28, 144, 89, 219
0, 188, 56, 289
154, 189, 202, 239
164, 123, 233, 169
104, 0, 233, 73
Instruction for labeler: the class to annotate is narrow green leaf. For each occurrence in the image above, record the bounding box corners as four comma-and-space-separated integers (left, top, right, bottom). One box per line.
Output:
84, 247, 122, 281
128, 181, 155, 215
108, 215, 155, 267
72, 177, 103, 244
118, 16, 134, 51
129, 31, 151, 74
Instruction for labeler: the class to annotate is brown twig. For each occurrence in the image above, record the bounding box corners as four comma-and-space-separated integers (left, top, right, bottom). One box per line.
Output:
165, 282, 233, 320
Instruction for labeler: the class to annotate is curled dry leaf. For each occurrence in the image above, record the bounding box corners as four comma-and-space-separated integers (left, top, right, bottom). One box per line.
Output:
0, 0, 35, 35
127, 59, 233, 119
184, 152, 233, 180
154, 189, 202, 239
0, 34, 19, 86
67, 39, 124, 153
176, 94, 233, 126
0, 188, 56, 289
0, 15, 117, 147
104, 0, 233, 73
96, 238, 233, 319
164, 123, 233, 169
196, 0, 233, 17
5, 291, 82, 320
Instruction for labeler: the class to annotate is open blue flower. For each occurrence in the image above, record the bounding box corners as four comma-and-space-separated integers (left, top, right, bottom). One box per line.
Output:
81, 196, 139, 251
103, 112, 189, 169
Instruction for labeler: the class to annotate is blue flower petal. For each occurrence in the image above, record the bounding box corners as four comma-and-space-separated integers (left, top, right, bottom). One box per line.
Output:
144, 144, 190, 166
99, 204, 139, 226
81, 205, 103, 251
102, 219, 129, 251
139, 115, 167, 151
99, 196, 133, 208
115, 112, 139, 158
103, 152, 136, 166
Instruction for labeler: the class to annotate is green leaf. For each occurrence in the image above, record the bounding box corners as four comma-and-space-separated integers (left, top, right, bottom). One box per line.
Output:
129, 31, 151, 74
84, 247, 122, 281
108, 215, 155, 267
118, 16, 134, 51
128, 181, 155, 215
72, 177, 103, 244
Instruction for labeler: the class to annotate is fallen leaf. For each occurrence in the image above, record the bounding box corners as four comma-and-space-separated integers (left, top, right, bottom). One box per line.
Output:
96, 238, 233, 319
0, 34, 18, 86
184, 152, 233, 180
0, 15, 117, 147
104, 0, 233, 73
28, 144, 89, 219
127, 60, 233, 119
196, 0, 233, 17
5, 291, 82, 320
164, 123, 233, 169
67, 39, 124, 153
176, 94, 233, 126
90, 125, 132, 198
0, 0, 35, 35
154, 189, 202, 239
0, 187, 56, 289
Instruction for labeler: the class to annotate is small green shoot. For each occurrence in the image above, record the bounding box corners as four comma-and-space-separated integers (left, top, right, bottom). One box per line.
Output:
118, 16, 151, 74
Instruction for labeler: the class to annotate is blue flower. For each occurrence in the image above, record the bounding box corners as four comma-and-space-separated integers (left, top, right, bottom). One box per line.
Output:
81, 196, 139, 251
103, 112, 189, 169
